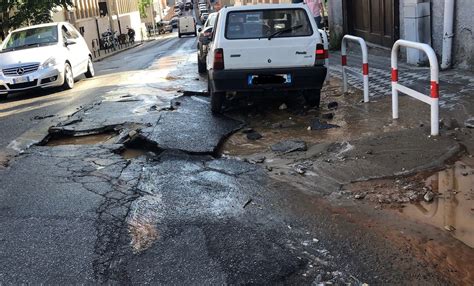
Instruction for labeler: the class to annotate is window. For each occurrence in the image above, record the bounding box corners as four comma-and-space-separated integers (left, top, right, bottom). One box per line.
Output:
211, 13, 219, 41
2, 26, 58, 51
62, 26, 73, 42
66, 24, 80, 39
225, 9, 313, 40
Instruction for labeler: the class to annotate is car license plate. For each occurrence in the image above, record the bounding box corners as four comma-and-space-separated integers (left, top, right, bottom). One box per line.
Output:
248, 74, 292, 85
13, 76, 30, 84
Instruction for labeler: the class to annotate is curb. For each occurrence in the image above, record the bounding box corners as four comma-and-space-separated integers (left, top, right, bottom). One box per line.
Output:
92, 42, 144, 62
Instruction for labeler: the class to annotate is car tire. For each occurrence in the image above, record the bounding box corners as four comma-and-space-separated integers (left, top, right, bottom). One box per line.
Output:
304, 89, 321, 108
178, 33, 182, 38
209, 80, 224, 114
194, 31, 197, 37
84, 57, 95, 78
62, 63, 74, 90
198, 55, 207, 74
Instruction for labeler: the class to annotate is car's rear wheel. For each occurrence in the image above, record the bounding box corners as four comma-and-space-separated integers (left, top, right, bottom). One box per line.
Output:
84, 57, 95, 78
178, 33, 182, 38
62, 63, 74, 90
209, 80, 224, 114
198, 55, 206, 74
304, 89, 321, 108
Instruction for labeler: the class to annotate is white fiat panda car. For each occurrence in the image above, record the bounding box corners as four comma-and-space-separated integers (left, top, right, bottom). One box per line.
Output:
206, 4, 327, 113
0, 22, 94, 99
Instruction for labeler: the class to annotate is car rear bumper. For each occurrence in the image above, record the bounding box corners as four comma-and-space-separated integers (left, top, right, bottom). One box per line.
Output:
208, 66, 327, 93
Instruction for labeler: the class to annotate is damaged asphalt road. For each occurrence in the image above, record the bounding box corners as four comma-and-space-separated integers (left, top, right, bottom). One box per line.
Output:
1, 35, 473, 285
0, 144, 450, 284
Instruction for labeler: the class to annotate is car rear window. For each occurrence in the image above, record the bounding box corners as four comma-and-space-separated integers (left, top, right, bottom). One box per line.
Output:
225, 8, 313, 40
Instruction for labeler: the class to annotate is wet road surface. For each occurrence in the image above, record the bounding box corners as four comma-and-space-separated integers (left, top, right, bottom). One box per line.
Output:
1, 25, 474, 285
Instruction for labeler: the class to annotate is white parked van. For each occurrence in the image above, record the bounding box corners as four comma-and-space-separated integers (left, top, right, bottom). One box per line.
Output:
206, 4, 327, 113
178, 16, 197, 38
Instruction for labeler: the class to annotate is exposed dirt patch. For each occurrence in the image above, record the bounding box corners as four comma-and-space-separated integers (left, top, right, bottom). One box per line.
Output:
222, 79, 434, 157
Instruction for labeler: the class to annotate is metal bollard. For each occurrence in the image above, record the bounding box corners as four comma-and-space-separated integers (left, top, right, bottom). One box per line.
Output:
391, 39, 440, 136
341, 35, 369, 102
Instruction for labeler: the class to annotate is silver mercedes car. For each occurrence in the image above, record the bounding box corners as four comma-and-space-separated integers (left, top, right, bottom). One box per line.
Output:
0, 22, 94, 99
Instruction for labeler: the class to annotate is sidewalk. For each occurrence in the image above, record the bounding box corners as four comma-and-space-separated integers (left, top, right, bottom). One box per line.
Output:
327, 47, 474, 133
92, 42, 143, 62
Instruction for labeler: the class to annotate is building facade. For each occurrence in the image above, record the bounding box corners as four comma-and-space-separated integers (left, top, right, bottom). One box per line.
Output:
234, 0, 291, 5
53, 0, 144, 51
328, 0, 474, 70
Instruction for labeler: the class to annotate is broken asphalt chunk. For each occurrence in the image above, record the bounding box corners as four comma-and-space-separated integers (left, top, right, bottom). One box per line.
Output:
464, 117, 474, 128
140, 96, 243, 154
321, 113, 334, 120
309, 118, 339, 130
246, 131, 262, 141
271, 140, 307, 154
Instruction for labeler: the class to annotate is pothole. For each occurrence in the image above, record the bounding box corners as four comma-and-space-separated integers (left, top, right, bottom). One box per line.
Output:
400, 158, 474, 248
345, 157, 474, 248
119, 135, 163, 159
45, 132, 117, 146
121, 148, 149, 159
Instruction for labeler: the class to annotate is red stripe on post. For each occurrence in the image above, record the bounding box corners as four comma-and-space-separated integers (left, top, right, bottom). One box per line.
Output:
341, 55, 347, 66
391, 68, 398, 82
363, 63, 369, 75
431, 81, 439, 98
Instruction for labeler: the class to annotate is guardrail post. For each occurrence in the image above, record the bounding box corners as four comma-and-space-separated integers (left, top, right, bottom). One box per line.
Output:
391, 39, 440, 136
341, 35, 369, 102
341, 41, 348, 93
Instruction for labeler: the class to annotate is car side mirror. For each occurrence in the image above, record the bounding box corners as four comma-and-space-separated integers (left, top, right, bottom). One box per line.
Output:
202, 33, 212, 45
65, 39, 76, 46
198, 28, 202, 32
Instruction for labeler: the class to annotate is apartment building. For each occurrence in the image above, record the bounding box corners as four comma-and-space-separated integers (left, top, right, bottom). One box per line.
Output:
53, 0, 144, 51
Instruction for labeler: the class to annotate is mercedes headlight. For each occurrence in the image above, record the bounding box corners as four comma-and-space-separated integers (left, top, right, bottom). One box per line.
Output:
41, 57, 58, 69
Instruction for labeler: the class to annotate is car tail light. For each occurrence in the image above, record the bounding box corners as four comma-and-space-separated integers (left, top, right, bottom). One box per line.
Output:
315, 44, 325, 66
315, 44, 325, 59
213, 48, 224, 70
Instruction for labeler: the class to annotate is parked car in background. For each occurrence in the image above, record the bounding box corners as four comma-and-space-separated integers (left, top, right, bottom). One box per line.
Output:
200, 13, 209, 23
158, 21, 174, 34
197, 12, 218, 73
0, 22, 94, 99
178, 16, 197, 38
170, 17, 179, 28
206, 4, 327, 113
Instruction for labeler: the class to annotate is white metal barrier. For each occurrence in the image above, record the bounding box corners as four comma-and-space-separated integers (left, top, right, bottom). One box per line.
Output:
318, 29, 329, 70
341, 35, 369, 102
391, 40, 440, 136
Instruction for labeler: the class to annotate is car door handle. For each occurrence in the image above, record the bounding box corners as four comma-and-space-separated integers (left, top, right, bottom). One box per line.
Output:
230, 54, 241, 58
